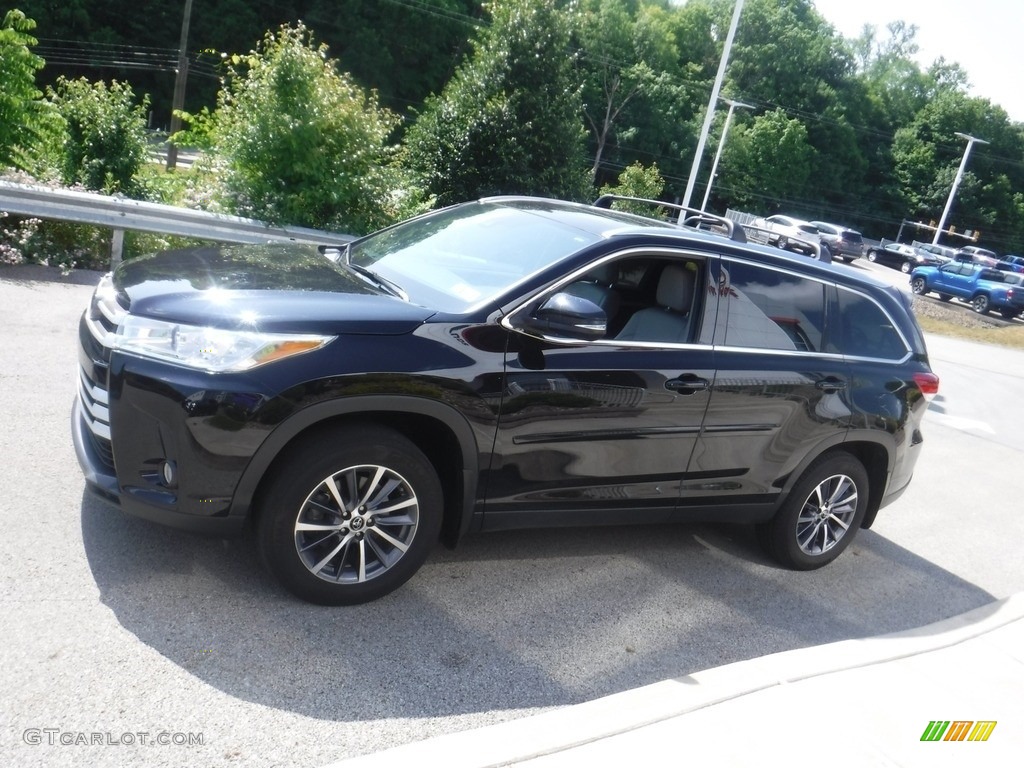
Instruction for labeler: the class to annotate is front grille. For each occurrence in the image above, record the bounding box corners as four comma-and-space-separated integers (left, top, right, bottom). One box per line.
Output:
79, 275, 124, 470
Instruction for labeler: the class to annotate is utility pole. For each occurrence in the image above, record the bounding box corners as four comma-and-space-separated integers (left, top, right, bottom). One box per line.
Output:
932, 132, 988, 245
166, 0, 194, 171
700, 98, 753, 213
681, 0, 745, 210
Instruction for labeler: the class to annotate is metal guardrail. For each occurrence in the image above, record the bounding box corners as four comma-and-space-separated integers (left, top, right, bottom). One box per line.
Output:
0, 179, 355, 268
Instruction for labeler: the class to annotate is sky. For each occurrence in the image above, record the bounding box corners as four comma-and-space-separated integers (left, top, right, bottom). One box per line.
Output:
811, 0, 1024, 122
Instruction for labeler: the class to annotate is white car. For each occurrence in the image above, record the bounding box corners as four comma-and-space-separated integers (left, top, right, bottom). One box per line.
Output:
749, 215, 830, 261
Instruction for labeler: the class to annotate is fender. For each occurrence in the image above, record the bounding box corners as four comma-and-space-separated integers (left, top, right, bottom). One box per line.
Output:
227, 395, 481, 540
774, 428, 894, 521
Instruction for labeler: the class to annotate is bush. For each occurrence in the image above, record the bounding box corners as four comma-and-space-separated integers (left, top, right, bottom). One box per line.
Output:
599, 162, 666, 215
210, 23, 429, 235
47, 77, 150, 196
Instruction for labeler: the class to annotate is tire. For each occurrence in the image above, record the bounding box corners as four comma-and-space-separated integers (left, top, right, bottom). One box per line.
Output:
257, 425, 443, 605
900, 260, 912, 274
866, 250, 877, 262
999, 308, 1019, 320
758, 453, 869, 570
972, 294, 990, 314
910, 277, 927, 295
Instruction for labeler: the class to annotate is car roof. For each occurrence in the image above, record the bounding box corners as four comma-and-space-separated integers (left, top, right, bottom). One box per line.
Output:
811, 220, 861, 235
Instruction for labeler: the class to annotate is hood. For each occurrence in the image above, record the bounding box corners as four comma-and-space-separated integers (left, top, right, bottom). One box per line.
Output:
111, 243, 435, 335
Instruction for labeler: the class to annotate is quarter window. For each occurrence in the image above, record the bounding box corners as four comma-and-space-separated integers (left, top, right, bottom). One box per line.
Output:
837, 289, 908, 360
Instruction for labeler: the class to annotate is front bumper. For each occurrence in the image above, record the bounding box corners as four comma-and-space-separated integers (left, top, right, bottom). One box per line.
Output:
73, 393, 248, 536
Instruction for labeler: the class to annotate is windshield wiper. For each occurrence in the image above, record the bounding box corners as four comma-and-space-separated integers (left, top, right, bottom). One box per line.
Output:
344, 262, 408, 301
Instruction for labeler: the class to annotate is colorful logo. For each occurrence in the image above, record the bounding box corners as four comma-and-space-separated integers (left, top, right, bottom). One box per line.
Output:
921, 721, 997, 742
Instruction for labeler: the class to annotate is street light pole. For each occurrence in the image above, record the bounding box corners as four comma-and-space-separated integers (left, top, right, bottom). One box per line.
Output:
932, 131, 988, 245
681, 0, 745, 211
700, 98, 752, 213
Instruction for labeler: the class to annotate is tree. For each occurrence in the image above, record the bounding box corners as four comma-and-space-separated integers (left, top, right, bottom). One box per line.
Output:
718, 109, 813, 209
598, 162, 666, 216
47, 77, 150, 194
208, 23, 428, 234
575, 0, 676, 180
0, 10, 47, 171
404, 0, 590, 205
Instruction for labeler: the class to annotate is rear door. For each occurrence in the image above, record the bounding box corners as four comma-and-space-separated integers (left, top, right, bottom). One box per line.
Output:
678, 256, 851, 516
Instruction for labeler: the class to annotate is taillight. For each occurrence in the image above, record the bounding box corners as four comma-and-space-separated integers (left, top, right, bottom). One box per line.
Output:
913, 372, 940, 401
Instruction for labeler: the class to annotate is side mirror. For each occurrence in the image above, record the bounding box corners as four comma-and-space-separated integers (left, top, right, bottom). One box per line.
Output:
517, 292, 607, 341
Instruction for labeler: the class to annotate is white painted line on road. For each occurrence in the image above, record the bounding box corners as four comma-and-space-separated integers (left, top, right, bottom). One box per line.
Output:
925, 412, 996, 434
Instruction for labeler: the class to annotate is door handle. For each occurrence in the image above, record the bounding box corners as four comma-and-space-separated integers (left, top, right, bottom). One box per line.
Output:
665, 375, 710, 393
815, 377, 847, 393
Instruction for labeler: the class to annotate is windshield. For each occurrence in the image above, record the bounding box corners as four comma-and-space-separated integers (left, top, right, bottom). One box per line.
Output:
347, 202, 602, 312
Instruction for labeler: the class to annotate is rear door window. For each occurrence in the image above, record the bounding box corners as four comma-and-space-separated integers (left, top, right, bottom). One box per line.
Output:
716, 260, 828, 353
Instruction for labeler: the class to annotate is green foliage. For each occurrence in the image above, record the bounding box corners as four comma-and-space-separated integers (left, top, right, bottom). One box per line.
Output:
404, 0, 590, 205
598, 162, 666, 215
719, 109, 813, 210
46, 77, 150, 195
0, 10, 48, 171
211, 23, 428, 234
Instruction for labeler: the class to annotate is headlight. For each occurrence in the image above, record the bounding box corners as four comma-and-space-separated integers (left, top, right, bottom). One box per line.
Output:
114, 315, 334, 372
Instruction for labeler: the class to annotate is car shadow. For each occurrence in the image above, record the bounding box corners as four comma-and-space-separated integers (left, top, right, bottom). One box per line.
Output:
80, 489, 993, 722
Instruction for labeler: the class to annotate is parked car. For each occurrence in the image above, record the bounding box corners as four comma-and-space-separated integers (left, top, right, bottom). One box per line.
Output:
749, 214, 830, 261
866, 242, 943, 273
910, 261, 1024, 318
912, 242, 957, 264
810, 221, 864, 262
996, 254, 1024, 273
74, 196, 939, 605
956, 245, 999, 267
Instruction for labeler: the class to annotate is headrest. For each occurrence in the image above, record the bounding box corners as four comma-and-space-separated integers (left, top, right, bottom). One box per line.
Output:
656, 264, 696, 313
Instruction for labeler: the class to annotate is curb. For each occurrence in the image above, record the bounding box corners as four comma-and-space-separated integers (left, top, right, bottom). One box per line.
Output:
326, 594, 1024, 767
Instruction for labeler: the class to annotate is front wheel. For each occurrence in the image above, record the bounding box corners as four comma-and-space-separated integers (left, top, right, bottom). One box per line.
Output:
257, 426, 442, 605
758, 453, 869, 570
866, 250, 877, 262
900, 260, 912, 274
911, 277, 927, 295
972, 294, 990, 314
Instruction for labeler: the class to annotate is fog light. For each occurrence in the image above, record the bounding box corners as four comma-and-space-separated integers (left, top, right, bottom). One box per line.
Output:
161, 460, 178, 488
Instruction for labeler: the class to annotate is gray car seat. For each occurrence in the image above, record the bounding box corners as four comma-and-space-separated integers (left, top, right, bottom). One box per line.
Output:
615, 263, 696, 343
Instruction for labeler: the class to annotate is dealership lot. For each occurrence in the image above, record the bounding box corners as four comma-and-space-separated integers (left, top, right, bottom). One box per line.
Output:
2, 264, 1023, 768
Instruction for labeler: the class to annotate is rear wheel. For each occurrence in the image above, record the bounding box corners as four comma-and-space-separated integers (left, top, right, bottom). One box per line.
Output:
999, 308, 1020, 320
972, 294, 990, 314
258, 426, 442, 605
758, 453, 869, 570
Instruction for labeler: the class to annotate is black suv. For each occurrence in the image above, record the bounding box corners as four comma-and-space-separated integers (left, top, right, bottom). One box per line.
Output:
74, 197, 939, 604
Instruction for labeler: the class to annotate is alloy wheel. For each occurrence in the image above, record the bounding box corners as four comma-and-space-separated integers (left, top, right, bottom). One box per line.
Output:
794, 473, 858, 556
294, 464, 420, 584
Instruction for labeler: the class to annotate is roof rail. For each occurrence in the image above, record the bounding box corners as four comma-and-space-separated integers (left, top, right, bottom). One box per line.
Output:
592, 195, 747, 244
